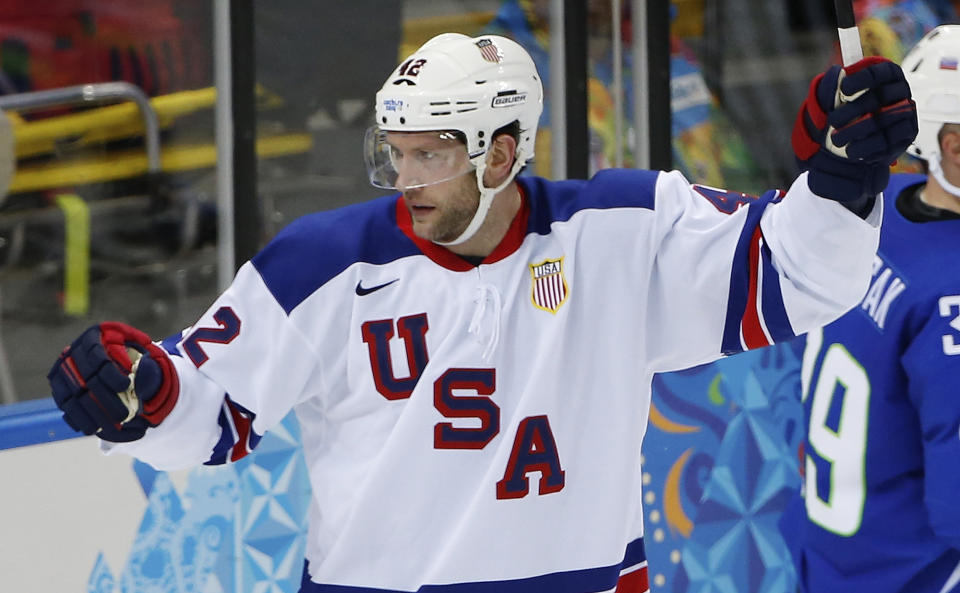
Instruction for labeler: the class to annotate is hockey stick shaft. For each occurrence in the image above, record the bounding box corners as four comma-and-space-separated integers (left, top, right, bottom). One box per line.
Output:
834, 0, 863, 66
825, 0, 865, 154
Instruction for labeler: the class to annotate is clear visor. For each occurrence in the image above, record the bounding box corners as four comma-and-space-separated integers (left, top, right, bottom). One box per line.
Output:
364, 127, 477, 191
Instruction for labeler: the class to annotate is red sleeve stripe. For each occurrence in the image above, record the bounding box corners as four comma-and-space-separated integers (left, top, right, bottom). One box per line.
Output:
227, 401, 254, 462
740, 227, 774, 350
615, 561, 649, 592
720, 191, 782, 355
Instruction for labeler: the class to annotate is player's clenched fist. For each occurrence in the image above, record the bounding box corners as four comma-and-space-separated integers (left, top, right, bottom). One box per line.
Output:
793, 56, 919, 202
48, 322, 179, 442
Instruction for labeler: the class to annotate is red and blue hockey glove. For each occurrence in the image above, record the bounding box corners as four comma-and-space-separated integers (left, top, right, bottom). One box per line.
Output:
48, 322, 179, 442
792, 56, 918, 203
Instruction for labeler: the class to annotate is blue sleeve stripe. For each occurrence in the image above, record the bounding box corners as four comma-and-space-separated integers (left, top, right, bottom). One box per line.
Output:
301, 538, 646, 593
621, 537, 647, 569
160, 331, 184, 357
205, 404, 234, 466
721, 194, 777, 354
759, 238, 796, 343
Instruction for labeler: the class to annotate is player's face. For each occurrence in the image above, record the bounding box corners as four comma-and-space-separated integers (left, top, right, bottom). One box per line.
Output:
388, 133, 480, 243
405, 169, 480, 243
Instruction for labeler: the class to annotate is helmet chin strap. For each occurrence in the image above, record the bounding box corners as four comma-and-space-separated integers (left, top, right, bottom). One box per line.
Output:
927, 151, 960, 199
434, 155, 524, 247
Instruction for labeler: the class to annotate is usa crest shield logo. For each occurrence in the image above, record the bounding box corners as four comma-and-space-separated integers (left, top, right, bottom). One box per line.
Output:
530, 258, 568, 313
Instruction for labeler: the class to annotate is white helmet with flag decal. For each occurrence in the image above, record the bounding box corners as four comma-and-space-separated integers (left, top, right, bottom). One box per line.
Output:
902, 25, 960, 196
365, 33, 543, 245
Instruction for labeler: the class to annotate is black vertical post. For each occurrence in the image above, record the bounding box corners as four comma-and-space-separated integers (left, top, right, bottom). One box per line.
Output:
647, 1, 671, 171
703, 0, 724, 103
564, 0, 590, 179
230, 0, 259, 268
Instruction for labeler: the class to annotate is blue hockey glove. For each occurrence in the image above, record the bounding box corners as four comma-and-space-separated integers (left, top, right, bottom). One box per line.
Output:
792, 56, 918, 203
48, 322, 180, 442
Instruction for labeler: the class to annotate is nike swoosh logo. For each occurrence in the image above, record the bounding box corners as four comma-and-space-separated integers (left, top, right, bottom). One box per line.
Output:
355, 279, 399, 296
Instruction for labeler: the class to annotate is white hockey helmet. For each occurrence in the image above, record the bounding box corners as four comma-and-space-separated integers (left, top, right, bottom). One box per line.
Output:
365, 33, 543, 245
902, 25, 960, 162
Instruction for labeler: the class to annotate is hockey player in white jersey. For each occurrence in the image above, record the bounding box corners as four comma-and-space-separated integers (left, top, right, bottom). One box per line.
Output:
48, 34, 916, 592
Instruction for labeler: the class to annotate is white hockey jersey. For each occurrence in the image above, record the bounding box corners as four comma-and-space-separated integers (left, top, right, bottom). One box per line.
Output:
107, 169, 880, 592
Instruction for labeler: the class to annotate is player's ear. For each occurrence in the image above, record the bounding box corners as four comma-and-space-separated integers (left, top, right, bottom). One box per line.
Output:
483, 133, 517, 187
943, 125, 960, 165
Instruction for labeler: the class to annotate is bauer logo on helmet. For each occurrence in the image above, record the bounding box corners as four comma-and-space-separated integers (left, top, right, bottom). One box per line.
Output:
492, 92, 528, 108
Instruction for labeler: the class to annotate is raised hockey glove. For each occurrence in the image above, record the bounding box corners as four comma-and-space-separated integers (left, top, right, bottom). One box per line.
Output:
792, 56, 918, 203
48, 322, 179, 442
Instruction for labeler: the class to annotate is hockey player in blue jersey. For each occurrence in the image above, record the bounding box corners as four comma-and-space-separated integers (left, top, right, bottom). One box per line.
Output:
780, 24, 960, 593
47, 33, 916, 593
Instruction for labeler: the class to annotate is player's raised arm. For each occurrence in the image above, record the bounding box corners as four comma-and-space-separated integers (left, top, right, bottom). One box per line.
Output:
643, 57, 917, 372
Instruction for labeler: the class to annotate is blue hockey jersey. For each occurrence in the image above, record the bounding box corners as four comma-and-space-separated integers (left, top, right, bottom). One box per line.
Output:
782, 173, 960, 593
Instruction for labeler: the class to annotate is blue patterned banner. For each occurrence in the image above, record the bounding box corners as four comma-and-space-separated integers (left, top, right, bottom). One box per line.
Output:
642, 343, 804, 593
85, 414, 310, 593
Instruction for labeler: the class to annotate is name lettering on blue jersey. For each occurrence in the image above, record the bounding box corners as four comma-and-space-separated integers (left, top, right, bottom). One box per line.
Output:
939, 295, 960, 356
859, 257, 907, 331
361, 313, 430, 400
183, 307, 242, 367
433, 368, 500, 449
496, 415, 566, 499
